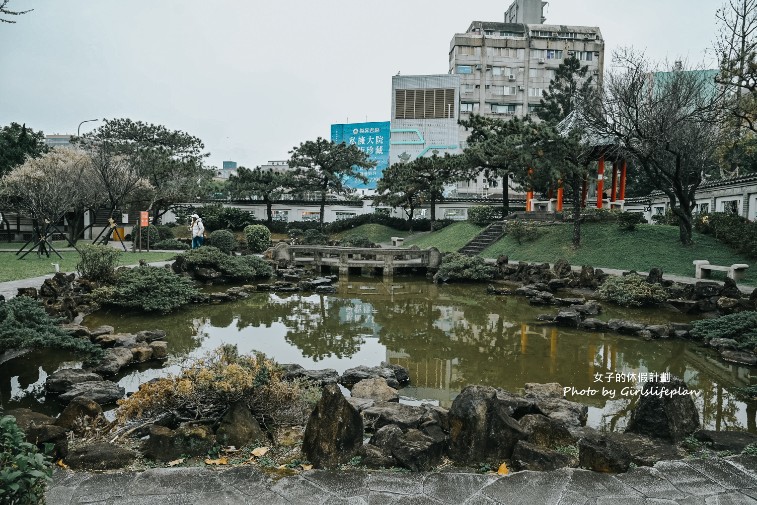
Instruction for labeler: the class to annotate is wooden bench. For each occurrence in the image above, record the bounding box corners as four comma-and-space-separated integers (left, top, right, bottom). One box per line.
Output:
693, 260, 750, 281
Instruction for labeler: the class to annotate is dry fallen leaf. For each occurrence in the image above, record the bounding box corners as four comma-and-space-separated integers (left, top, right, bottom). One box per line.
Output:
204, 456, 229, 465
251, 446, 269, 457
56, 459, 69, 470
300, 464, 313, 471
167, 458, 185, 467
277, 464, 287, 470
497, 462, 509, 476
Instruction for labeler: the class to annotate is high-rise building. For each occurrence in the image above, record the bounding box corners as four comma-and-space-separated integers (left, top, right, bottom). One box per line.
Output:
44, 134, 73, 148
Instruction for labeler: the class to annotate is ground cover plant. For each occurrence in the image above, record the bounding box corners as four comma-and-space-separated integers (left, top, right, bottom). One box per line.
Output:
690, 311, 757, 349
433, 252, 495, 283
597, 273, 669, 307
0, 415, 52, 505
404, 222, 483, 252
93, 266, 200, 313
178, 246, 273, 281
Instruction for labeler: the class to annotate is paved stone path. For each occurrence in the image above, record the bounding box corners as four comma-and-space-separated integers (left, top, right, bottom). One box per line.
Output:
46, 455, 757, 504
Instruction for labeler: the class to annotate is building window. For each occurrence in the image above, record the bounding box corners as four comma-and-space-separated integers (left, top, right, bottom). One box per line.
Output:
546, 49, 563, 60
302, 211, 321, 222
528, 68, 539, 78
697, 203, 710, 214
458, 46, 475, 56
461, 84, 475, 94
457, 65, 473, 74
532, 49, 545, 59
460, 102, 480, 113
528, 87, 543, 97
576, 51, 593, 61
492, 66, 504, 76
335, 212, 357, 221
493, 85, 516, 95
444, 208, 466, 219
272, 210, 289, 222
721, 200, 739, 214
395, 88, 456, 119
545, 69, 556, 81
484, 30, 494, 35
491, 103, 516, 114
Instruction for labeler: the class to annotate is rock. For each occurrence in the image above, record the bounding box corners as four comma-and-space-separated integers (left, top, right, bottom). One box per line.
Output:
523, 383, 563, 399
135, 329, 167, 342
578, 435, 631, 473
570, 302, 601, 317
694, 281, 722, 299
280, 364, 339, 386
646, 267, 664, 284
717, 297, 742, 314
670, 322, 692, 332
554, 297, 585, 306
58, 380, 125, 404
512, 441, 572, 471
668, 299, 699, 314
339, 365, 408, 389
55, 397, 104, 432
143, 424, 215, 462
96, 332, 138, 348
578, 266, 597, 288
370, 425, 444, 472
195, 267, 222, 281
89, 325, 114, 337
351, 378, 399, 402
698, 296, 720, 313
720, 349, 757, 366
693, 429, 757, 452
93, 347, 134, 375
130, 346, 153, 362
216, 402, 266, 448
362, 402, 426, 431
520, 414, 576, 449
535, 397, 588, 428
606, 432, 686, 467
645, 325, 670, 338
17, 287, 38, 298
626, 378, 700, 442
672, 330, 691, 339
347, 397, 375, 412
495, 390, 542, 419
381, 362, 410, 386
448, 385, 527, 464
708, 338, 739, 350
358, 443, 397, 468
580, 318, 608, 331
536, 314, 555, 322
721, 277, 742, 299
149, 341, 169, 360
607, 319, 646, 334
553, 259, 572, 279
66, 442, 137, 470
45, 368, 102, 393
315, 285, 336, 294
548, 279, 568, 291
3, 409, 54, 431
25, 423, 68, 459
554, 310, 581, 327
302, 383, 363, 469
60, 323, 91, 338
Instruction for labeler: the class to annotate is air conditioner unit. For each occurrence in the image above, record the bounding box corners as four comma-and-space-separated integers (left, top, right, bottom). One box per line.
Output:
508, 74, 516, 81
538, 58, 546, 64
517, 85, 525, 90
475, 64, 482, 69
592, 69, 599, 75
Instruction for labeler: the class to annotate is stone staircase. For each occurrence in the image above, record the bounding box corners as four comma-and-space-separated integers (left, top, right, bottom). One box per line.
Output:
458, 221, 506, 256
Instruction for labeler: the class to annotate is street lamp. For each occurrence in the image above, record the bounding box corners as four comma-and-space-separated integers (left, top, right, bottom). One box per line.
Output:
77, 118, 99, 137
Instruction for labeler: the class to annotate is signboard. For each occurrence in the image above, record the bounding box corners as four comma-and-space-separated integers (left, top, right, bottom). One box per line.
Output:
330, 121, 391, 190
140, 211, 149, 227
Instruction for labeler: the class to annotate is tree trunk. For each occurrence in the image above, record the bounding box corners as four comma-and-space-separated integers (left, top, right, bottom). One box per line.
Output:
265, 197, 273, 225
672, 206, 694, 245
319, 192, 326, 230
502, 173, 509, 218
408, 206, 415, 233
571, 173, 582, 247
430, 195, 437, 230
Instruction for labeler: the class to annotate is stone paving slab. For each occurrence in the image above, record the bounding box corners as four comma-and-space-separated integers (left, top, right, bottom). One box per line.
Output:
46, 456, 757, 505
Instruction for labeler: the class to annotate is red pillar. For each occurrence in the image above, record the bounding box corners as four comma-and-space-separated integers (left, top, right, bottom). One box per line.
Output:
526, 191, 533, 212
596, 155, 605, 209
619, 159, 627, 200
556, 181, 564, 212
610, 161, 618, 203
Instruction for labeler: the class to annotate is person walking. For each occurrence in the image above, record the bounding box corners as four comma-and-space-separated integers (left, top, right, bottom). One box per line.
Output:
190, 213, 205, 249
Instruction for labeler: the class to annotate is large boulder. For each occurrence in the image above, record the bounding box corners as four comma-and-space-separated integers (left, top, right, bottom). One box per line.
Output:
302, 384, 363, 469
532, 397, 588, 428
58, 380, 125, 405
519, 414, 576, 449
45, 368, 102, 393
511, 441, 572, 471
280, 364, 339, 386
553, 259, 572, 279
93, 347, 133, 375
625, 377, 700, 442
606, 432, 686, 467
143, 424, 215, 462
25, 422, 68, 459
3, 409, 54, 431
149, 341, 169, 360
369, 424, 445, 471
361, 402, 426, 431
55, 397, 104, 432
215, 402, 266, 448
66, 442, 137, 470
693, 429, 757, 452
339, 364, 409, 389
135, 329, 167, 342
448, 385, 527, 464
351, 377, 399, 402
578, 435, 631, 473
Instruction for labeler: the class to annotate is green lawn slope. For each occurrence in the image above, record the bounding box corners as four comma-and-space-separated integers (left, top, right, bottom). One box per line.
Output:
404, 222, 484, 252
481, 223, 757, 285
334, 224, 410, 244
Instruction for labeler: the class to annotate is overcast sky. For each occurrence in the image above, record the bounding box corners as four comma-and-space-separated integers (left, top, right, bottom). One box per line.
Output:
0, 0, 722, 169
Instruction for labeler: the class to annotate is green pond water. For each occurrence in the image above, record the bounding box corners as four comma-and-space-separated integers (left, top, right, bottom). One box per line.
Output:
2, 277, 756, 433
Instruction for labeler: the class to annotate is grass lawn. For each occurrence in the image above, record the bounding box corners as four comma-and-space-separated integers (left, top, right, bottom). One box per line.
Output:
334, 224, 411, 244
0, 250, 178, 282
404, 222, 484, 252
481, 222, 757, 285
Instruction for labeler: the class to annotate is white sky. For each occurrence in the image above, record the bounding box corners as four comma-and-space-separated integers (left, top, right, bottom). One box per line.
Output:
0, 0, 721, 169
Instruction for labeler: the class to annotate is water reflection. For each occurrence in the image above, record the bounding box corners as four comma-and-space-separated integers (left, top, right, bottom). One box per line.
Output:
3, 277, 756, 432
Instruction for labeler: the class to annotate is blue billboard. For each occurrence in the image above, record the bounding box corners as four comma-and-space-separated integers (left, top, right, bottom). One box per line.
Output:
331, 121, 391, 190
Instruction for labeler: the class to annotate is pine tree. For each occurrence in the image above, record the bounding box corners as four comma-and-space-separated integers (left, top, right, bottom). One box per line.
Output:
536, 56, 594, 124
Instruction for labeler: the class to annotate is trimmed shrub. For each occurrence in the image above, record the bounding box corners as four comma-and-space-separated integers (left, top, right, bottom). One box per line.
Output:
152, 239, 190, 250
185, 204, 256, 231
467, 206, 500, 226
580, 208, 618, 223
506, 220, 539, 244
76, 244, 122, 283
324, 213, 453, 234
0, 297, 102, 358
433, 252, 495, 283
0, 415, 52, 505
101, 266, 200, 313
244, 224, 272, 253
694, 212, 757, 259
339, 234, 375, 248
237, 255, 274, 279
690, 311, 757, 349
154, 225, 175, 241
300, 229, 329, 245
617, 212, 647, 231
179, 246, 272, 281
651, 209, 680, 226
207, 229, 237, 254
132, 225, 161, 247
597, 274, 668, 307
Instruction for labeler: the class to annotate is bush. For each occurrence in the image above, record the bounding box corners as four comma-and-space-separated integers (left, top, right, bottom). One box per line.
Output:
651, 209, 680, 226
339, 234, 375, 248
0, 415, 52, 505
152, 239, 189, 250
617, 212, 647, 231
184, 204, 256, 231
300, 229, 329, 245
597, 274, 669, 307
467, 206, 501, 226
154, 225, 175, 241
179, 247, 272, 281
324, 213, 453, 234
102, 266, 200, 313
580, 208, 618, 223
116, 346, 321, 428
131, 225, 161, 247
0, 297, 102, 358
76, 244, 122, 283
244, 224, 272, 253
433, 252, 495, 283
207, 229, 237, 254
506, 220, 539, 244
690, 311, 757, 349
694, 213, 757, 259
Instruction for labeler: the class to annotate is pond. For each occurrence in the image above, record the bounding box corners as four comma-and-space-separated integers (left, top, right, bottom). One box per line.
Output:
2, 277, 756, 433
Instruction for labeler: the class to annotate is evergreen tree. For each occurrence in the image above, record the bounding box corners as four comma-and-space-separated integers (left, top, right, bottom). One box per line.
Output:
536, 56, 594, 124
0, 122, 47, 178
229, 166, 293, 225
